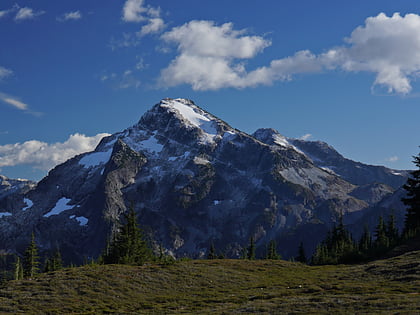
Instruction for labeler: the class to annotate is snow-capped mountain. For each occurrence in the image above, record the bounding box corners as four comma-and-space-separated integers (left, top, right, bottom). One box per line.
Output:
0, 99, 408, 260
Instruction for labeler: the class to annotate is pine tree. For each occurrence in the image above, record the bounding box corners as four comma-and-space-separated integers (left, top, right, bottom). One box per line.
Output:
247, 237, 256, 260
14, 256, 23, 280
207, 242, 217, 259
402, 150, 420, 237
103, 206, 152, 265
386, 212, 399, 247
23, 232, 39, 279
296, 242, 307, 263
374, 216, 389, 251
359, 224, 372, 253
265, 240, 281, 260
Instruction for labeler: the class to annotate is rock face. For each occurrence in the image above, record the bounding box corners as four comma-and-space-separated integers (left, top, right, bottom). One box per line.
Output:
0, 99, 409, 261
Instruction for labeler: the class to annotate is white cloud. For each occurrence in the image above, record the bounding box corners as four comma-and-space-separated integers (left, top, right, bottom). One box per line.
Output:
122, 0, 147, 22
0, 5, 18, 19
57, 11, 82, 22
14, 7, 45, 21
299, 134, 312, 141
159, 20, 271, 90
386, 156, 399, 162
122, 0, 165, 36
0, 67, 13, 80
139, 18, 165, 36
159, 13, 420, 94
0, 92, 28, 110
0, 133, 111, 171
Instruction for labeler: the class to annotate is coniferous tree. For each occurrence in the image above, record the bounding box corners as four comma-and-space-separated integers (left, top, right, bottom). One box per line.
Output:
296, 242, 307, 263
386, 212, 399, 247
103, 206, 152, 265
312, 218, 356, 265
247, 237, 256, 260
402, 150, 420, 237
374, 216, 389, 252
14, 256, 23, 280
45, 248, 63, 272
207, 242, 217, 259
265, 240, 281, 260
23, 232, 39, 279
359, 224, 372, 254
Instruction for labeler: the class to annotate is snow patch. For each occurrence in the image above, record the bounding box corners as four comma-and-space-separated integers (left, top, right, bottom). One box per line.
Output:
44, 197, 73, 217
193, 156, 210, 165
213, 200, 221, 205
273, 134, 289, 147
79, 149, 112, 168
70, 215, 88, 226
0, 212, 12, 218
391, 171, 402, 176
161, 99, 217, 143
139, 135, 163, 153
22, 198, 33, 211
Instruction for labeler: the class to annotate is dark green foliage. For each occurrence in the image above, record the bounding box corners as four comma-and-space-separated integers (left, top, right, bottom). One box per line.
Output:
313, 214, 402, 265
207, 243, 217, 259
312, 218, 356, 265
14, 256, 23, 280
402, 150, 420, 237
295, 242, 307, 263
44, 249, 63, 273
374, 216, 389, 251
247, 237, 256, 260
103, 206, 152, 265
359, 224, 372, 253
386, 212, 399, 247
265, 240, 281, 260
23, 232, 39, 279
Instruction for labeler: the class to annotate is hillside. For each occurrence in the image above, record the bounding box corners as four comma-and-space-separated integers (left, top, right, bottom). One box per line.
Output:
1, 251, 419, 314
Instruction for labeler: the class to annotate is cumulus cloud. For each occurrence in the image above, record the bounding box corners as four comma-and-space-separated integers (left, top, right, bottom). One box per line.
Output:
122, 0, 148, 22
57, 11, 82, 22
159, 13, 420, 94
0, 67, 13, 80
122, 0, 165, 35
159, 20, 271, 90
139, 17, 165, 36
14, 7, 45, 21
0, 133, 110, 171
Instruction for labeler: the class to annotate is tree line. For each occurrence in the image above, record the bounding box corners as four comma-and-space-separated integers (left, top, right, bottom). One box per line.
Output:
3, 149, 420, 281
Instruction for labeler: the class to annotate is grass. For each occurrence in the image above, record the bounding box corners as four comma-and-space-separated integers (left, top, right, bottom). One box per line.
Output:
0, 251, 419, 314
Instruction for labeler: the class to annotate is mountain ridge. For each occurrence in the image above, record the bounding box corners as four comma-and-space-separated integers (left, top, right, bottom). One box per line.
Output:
0, 98, 409, 261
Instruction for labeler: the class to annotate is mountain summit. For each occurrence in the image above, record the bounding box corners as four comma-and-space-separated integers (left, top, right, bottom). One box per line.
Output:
0, 98, 408, 261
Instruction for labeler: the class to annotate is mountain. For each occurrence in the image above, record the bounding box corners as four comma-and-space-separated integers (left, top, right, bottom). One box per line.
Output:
0, 98, 409, 261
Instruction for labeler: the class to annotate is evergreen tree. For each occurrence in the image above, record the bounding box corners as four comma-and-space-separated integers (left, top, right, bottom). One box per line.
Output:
312, 218, 357, 265
374, 216, 389, 251
296, 242, 307, 263
45, 248, 63, 272
23, 232, 39, 279
207, 242, 217, 259
103, 206, 152, 265
402, 150, 420, 237
265, 240, 281, 260
14, 256, 23, 280
359, 224, 372, 253
247, 237, 256, 260
385, 212, 399, 247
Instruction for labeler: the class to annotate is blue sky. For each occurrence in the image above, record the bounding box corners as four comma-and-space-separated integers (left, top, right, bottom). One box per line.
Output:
0, 0, 420, 181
